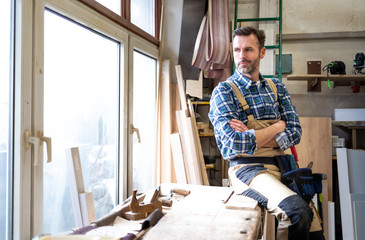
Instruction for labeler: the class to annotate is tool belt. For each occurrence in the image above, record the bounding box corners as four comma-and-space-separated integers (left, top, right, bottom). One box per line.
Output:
276, 155, 323, 203
230, 156, 278, 167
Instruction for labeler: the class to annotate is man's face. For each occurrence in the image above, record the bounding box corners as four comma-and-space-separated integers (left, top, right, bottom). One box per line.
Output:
233, 34, 265, 77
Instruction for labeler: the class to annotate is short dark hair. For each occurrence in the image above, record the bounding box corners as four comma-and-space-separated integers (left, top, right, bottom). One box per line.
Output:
232, 26, 266, 49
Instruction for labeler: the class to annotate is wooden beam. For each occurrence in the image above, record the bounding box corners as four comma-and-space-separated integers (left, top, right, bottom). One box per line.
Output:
188, 99, 210, 185
121, 0, 130, 21
170, 133, 187, 184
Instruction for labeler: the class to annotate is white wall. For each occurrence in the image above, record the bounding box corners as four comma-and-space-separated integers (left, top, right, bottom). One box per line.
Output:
281, 0, 365, 117
283, 0, 365, 34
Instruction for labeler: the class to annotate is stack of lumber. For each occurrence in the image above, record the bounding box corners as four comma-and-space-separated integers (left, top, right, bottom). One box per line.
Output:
170, 65, 209, 185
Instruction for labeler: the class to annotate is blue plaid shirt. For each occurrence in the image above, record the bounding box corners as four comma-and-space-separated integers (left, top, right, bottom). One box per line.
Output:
208, 70, 302, 160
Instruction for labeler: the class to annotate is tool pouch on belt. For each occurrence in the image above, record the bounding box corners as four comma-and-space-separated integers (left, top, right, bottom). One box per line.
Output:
276, 156, 323, 203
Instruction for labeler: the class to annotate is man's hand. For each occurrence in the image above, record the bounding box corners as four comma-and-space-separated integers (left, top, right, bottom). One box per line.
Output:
229, 119, 249, 132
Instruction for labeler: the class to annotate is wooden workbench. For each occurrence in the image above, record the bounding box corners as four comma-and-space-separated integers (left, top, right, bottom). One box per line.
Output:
142, 184, 262, 240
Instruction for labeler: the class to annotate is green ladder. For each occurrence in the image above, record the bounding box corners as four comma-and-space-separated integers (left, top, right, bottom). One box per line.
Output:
233, 0, 283, 81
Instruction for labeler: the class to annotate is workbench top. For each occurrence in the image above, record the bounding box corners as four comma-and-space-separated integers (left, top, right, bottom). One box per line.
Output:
142, 184, 262, 240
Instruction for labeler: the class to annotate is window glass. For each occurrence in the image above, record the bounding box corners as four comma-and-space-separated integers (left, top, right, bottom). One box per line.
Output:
0, 0, 13, 239
131, 0, 155, 36
96, 0, 121, 15
43, 9, 121, 233
132, 50, 157, 192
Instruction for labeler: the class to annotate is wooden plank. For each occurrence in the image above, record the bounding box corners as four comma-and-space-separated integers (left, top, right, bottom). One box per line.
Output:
186, 73, 203, 99
336, 148, 354, 240
225, 194, 258, 210
65, 147, 85, 227
79, 192, 96, 226
185, 116, 204, 185
176, 111, 202, 184
143, 184, 262, 240
171, 83, 180, 132
328, 201, 335, 240
188, 98, 210, 186
157, 60, 173, 184
175, 65, 204, 185
263, 211, 275, 240
170, 133, 187, 184
175, 65, 188, 112
336, 149, 365, 240
285, 117, 332, 236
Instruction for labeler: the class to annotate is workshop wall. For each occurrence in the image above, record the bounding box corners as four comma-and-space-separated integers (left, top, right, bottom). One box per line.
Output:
280, 0, 365, 118
162, 0, 365, 118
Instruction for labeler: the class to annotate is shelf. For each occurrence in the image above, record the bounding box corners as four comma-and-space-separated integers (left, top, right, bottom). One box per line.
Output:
192, 101, 210, 105
287, 74, 365, 86
199, 133, 214, 137
281, 31, 365, 41
332, 121, 365, 150
332, 121, 365, 128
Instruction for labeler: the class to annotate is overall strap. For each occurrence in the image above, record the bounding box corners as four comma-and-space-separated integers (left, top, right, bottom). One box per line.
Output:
227, 78, 278, 112
226, 81, 249, 110
265, 78, 278, 102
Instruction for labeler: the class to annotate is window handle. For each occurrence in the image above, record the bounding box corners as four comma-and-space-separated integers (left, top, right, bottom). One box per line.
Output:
38, 131, 52, 163
25, 130, 40, 166
130, 124, 141, 143
25, 130, 52, 166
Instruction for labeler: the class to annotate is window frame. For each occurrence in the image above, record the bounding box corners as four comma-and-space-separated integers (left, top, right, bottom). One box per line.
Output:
127, 36, 159, 195
13, 0, 159, 238
78, 0, 162, 45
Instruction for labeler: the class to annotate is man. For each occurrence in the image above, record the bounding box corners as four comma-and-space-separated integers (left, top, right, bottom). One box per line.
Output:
208, 26, 323, 239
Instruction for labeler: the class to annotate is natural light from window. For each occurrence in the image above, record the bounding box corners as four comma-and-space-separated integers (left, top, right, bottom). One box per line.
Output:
96, 0, 121, 15
43, 9, 121, 233
132, 51, 157, 193
131, 0, 155, 36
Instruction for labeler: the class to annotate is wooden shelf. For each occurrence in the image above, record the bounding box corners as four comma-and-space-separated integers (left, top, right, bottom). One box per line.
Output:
332, 121, 365, 128
287, 74, 365, 89
199, 133, 214, 137
191, 101, 210, 105
287, 74, 365, 86
332, 121, 365, 150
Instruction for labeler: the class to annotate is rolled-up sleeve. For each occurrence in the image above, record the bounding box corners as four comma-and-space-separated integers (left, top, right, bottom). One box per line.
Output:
274, 80, 302, 150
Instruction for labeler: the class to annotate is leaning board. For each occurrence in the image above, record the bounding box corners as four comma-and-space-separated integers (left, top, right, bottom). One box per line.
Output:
285, 117, 332, 236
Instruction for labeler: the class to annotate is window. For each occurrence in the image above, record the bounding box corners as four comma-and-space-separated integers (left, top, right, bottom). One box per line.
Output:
96, 0, 121, 15
79, 0, 161, 42
131, 0, 155, 36
131, 50, 157, 193
11, 0, 159, 237
0, 1, 13, 239
42, 9, 122, 233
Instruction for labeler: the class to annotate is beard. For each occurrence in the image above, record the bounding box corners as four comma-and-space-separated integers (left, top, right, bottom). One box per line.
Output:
236, 55, 260, 76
